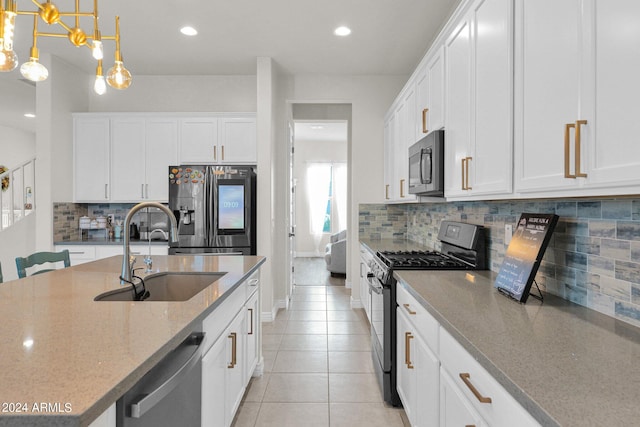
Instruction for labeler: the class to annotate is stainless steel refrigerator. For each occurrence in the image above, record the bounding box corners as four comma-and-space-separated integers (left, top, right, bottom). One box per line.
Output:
168, 165, 256, 255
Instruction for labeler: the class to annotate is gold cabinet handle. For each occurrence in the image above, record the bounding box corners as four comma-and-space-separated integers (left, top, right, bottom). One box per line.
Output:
465, 157, 472, 190
422, 108, 429, 134
459, 373, 492, 403
405, 332, 414, 369
214, 146, 217, 161
400, 179, 405, 198
575, 120, 587, 178
248, 308, 254, 335
403, 303, 416, 315
461, 158, 467, 190
222, 145, 225, 161
564, 123, 576, 178
227, 332, 237, 368
385, 184, 390, 200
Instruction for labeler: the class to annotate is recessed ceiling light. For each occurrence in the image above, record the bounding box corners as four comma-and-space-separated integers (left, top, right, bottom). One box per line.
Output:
24, 113, 35, 118
334, 26, 351, 37
180, 26, 198, 36
310, 125, 325, 130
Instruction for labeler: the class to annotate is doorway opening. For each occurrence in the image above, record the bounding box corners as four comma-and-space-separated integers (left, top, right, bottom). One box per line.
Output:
290, 120, 348, 288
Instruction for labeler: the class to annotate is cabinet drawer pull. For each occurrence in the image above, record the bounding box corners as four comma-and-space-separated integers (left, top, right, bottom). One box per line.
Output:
400, 179, 405, 198
141, 184, 145, 199
385, 184, 389, 200
68, 251, 86, 255
249, 278, 259, 286
465, 157, 472, 190
228, 332, 237, 368
104, 183, 108, 199
403, 303, 416, 315
222, 145, 225, 161
214, 146, 217, 161
405, 332, 414, 369
461, 158, 466, 190
459, 373, 492, 403
248, 308, 254, 335
422, 108, 429, 134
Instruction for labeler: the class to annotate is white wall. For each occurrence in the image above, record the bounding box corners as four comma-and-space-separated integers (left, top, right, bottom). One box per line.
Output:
287, 75, 407, 304
0, 212, 36, 282
293, 139, 347, 256
0, 126, 35, 169
35, 54, 90, 251
88, 75, 257, 113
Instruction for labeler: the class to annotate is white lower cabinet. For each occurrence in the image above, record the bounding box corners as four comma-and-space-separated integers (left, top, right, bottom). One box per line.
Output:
201, 271, 261, 427
396, 305, 439, 427
439, 327, 539, 427
359, 244, 373, 323
440, 369, 485, 427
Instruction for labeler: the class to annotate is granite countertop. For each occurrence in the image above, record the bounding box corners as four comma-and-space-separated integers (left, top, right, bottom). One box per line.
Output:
0, 255, 265, 427
360, 239, 640, 426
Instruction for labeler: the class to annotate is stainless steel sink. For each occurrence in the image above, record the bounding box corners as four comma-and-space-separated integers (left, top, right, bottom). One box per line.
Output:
95, 272, 225, 302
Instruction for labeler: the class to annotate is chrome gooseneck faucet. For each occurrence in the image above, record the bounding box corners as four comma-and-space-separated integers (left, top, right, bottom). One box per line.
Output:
121, 202, 178, 284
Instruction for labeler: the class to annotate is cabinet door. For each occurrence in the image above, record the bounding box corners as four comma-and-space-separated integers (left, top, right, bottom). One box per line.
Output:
585, 0, 640, 188
146, 119, 178, 201
111, 119, 146, 201
416, 47, 445, 138
469, 0, 513, 196
397, 88, 417, 201
440, 369, 485, 427
245, 289, 260, 383
383, 115, 396, 201
180, 118, 218, 163
444, 15, 473, 197
55, 245, 96, 266
225, 311, 246, 426
396, 309, 417, 424
201, 331, 228, 427
218, 118, 256, 164
514, 0, 581, 193
74, 117, 110, 202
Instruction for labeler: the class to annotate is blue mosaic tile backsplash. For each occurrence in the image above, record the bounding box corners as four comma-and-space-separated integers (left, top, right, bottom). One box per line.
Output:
359, 198, 640, 328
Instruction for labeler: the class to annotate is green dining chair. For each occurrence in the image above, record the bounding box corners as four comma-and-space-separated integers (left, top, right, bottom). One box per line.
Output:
15, 250, 71, 279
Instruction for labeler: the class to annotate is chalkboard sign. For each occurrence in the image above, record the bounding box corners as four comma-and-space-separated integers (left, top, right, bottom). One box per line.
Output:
494, 213, 559, 303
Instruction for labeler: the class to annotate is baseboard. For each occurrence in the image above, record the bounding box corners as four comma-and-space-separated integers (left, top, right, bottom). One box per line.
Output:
350, 295, 363, 309
262, 299, 287, 322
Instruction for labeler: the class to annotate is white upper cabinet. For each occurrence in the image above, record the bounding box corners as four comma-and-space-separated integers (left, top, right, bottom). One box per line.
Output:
179, 115, 257, 165
514, 0, 640, 195
218, 117, 257, 163
445, 0, 513, 199
145, 118, 179, 201
416, 46, 445, 139
110, 118, 146, 201
179, 117, 218, 163
74, 117, 110, 202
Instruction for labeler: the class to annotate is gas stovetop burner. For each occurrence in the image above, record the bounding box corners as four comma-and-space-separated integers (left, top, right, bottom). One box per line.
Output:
376, 250, 469, 270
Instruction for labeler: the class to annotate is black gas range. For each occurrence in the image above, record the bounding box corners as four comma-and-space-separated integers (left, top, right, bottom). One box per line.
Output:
369, 221, 486, 406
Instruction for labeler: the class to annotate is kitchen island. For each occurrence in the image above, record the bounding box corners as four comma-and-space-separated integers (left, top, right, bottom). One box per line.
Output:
0, 255, 265, 427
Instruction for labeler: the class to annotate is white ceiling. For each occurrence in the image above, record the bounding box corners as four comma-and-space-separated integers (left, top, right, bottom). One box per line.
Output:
0, 0, 461, 132
295, 121, 348, 143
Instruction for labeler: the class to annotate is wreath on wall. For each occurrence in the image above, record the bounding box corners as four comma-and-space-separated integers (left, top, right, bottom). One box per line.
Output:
0, 165, 9, 192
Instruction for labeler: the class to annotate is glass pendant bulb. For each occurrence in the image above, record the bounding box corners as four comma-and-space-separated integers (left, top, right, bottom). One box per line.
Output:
94, 74, 106, 94
92, 39, 103, 60
20, 57, 48, 82
106, 60, 131, 89
0, 48, 18, 72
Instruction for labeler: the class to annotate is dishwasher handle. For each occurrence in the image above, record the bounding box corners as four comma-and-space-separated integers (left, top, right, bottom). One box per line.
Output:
130, 332, 205, 418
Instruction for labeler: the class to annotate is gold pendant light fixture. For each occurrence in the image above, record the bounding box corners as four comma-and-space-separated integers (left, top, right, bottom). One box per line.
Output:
0, 0, 131, 93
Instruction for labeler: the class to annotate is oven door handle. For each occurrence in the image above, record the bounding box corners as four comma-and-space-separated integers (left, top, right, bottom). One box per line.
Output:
368, 279, 384, 295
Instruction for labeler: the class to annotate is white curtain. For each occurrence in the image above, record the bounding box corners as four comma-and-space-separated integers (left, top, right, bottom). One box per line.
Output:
306, 163, 332, 249
334, 163, 347, 231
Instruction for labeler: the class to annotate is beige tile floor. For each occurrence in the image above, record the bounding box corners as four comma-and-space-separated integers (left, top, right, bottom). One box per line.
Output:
231, 258, 408, 427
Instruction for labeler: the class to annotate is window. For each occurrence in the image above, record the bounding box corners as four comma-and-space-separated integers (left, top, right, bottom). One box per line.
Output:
306, 162, 346, 237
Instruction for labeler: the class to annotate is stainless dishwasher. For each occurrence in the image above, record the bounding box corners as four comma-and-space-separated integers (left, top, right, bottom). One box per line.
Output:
116, 331, 205, 427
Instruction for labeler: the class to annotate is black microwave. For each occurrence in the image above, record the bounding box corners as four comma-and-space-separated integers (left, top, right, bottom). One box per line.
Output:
408, 130, 444, 196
